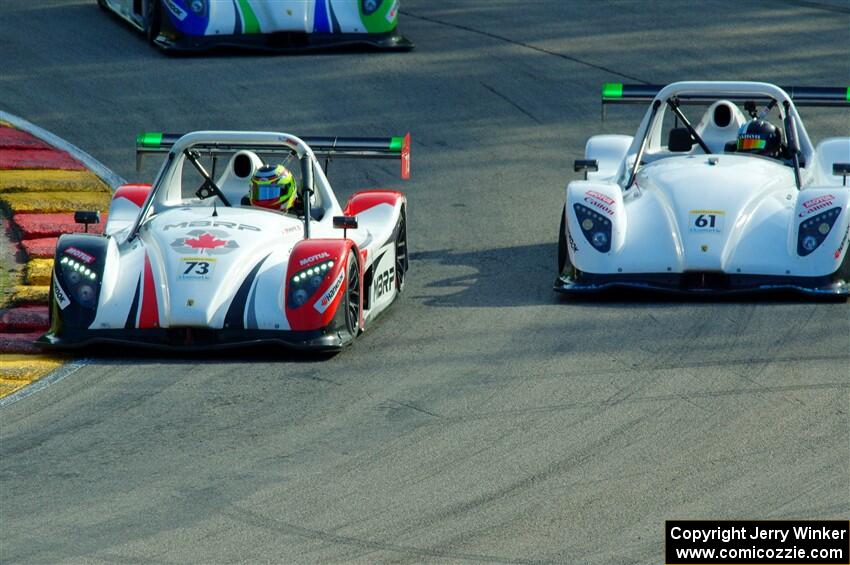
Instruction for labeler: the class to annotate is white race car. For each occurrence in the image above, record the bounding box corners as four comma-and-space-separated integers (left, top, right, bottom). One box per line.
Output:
98, 0, 412, 52
39, 130, 410, 351
556, 81, 850, 296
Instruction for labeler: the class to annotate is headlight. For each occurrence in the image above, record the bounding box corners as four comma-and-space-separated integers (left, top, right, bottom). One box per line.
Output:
59, 255, 100, 308
797, 207, 841, 256
189, 0, 205, 15
288, 259, 335, 308
574, 203, 612, 252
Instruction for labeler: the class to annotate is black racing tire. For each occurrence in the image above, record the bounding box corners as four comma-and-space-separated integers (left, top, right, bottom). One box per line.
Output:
145, 0, 161, 43
395, 208, 408, 292
343, 252, 361, 339
558, 205, 568, 274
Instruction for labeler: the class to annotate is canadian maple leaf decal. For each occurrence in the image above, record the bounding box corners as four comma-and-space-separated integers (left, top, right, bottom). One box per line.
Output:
185, 232, 227, 250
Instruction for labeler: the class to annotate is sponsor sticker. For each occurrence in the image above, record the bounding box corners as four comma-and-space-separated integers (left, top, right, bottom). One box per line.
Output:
387, 0, 399, 23
689, 210, 725, 233
163, 221, 260, 232
179, 257, 216, 281
299, 251, 331, 267
314, 270, 345, 314
798, 194, 836, 217
170, 229, 239, 255
64, 246, 95, 265
53, 272, 71, 310
584, 191, 616, 215
568, 231, 578, 253
162, 0, 187, 20
836, 226, 849, 259
373, 266, 395, 301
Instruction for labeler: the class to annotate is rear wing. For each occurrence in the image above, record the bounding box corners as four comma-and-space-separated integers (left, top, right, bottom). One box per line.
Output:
601, 83, 850, 108
135, 132, 411, 179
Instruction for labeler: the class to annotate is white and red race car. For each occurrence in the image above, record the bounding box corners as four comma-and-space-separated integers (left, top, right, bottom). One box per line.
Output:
556, 81, 850, 296
39, 130, 410, 351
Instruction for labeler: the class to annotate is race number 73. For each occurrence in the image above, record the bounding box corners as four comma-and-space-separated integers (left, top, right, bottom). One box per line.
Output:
689, 210, 725, 233
179, 257, 215, 279
183, 261, 210, 275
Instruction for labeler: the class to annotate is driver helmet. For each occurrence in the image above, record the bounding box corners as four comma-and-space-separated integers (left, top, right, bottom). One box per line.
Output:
249, 164, 297, 211
736, 119, 781, 157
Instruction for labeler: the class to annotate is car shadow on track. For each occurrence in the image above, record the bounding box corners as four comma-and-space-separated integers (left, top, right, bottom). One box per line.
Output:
409, 244, 846, 309
67, 345, 339, 364
409, 243, 561, 308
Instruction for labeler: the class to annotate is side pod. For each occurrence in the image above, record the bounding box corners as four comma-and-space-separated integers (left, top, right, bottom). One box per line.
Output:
285, 239, 359, 333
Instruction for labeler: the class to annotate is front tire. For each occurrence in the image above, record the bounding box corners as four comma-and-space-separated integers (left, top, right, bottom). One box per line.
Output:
145, 0, 161, 43
395, 208, 408, 292
343, 252, 361, 340
558, 205, 569, 274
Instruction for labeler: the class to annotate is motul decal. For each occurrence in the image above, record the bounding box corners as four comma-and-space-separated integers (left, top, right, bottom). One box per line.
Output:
64, 246, 95, 264
53, 272, 71, 310
139, 254, 159, 328
170, 229, 239, 255
584, 191, 615, 215
163, 221, 260, 231
314, 271, 345, 314
299, 251, 330, 267
798, 195, 836, 217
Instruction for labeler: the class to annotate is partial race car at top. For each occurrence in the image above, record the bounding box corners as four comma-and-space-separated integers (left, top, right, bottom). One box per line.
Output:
556, 81, 850, 296
98, 0, 412, 52
39, 130, 411, 351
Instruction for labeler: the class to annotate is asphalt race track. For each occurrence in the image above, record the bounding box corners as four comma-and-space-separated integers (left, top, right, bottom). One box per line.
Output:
1, 1, 848, 563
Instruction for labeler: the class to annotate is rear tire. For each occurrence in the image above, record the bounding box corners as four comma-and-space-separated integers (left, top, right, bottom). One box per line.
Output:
343, 252, 361, 340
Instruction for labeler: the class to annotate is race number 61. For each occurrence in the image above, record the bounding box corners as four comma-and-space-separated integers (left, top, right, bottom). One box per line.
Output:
689, 210, 725, 233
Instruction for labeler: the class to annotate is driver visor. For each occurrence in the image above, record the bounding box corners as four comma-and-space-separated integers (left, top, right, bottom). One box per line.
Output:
252, 184, 281, 201
738, 137, 766, 151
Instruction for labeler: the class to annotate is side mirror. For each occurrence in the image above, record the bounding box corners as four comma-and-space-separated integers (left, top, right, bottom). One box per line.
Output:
74, 211, 100, 233
834, 163, 850, 186
573, 159, 598, 180
333, 215, 358, 238
668, 128, 694, 153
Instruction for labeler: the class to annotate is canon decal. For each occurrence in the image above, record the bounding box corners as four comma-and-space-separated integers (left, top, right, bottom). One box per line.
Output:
314, 271, 345, 314
798, 195, 835, 217
584, 191, 616, 215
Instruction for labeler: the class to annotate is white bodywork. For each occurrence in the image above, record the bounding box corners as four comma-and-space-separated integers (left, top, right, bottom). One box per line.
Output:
96, 132, 404, 337
561, 82, 850, 291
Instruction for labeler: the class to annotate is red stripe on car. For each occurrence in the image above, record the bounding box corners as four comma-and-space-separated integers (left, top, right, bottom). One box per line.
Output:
114, 184, 152, 207
138, 253, 159, 328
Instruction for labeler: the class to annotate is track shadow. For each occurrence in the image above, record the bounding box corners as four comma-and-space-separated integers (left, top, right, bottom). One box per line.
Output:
409, 244, 846, 309
59, 343, 339, 365
410, 243, 558, 308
